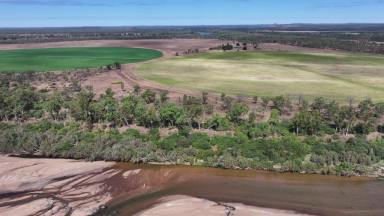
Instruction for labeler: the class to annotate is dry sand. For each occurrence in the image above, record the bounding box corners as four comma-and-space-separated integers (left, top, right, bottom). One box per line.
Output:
137, 195, 313, 216
0, 155, 115, 216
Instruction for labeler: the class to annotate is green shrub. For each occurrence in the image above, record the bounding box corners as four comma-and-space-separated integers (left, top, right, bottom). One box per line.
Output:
190, 133, 211, 150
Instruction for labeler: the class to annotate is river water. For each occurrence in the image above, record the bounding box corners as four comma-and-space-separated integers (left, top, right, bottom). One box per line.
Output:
96, 163, 384, 216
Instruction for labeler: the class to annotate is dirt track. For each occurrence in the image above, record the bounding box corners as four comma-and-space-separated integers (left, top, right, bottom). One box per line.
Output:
62, 39, 226, 100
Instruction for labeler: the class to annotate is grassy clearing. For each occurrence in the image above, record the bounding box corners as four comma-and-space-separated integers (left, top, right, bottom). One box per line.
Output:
138, 51, 384, 101
0, 47, 162, 72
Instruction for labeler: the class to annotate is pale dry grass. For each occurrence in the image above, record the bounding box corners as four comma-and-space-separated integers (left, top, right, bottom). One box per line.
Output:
138, 51, 384, 101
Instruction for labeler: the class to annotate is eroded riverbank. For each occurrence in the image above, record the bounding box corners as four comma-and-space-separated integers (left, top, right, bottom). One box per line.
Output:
1, 156, 383, 216
0, 155, 115, 216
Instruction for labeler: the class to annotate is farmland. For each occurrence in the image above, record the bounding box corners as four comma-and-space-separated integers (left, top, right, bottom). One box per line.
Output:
0, 47, 162, 72
138, 51, 384, 101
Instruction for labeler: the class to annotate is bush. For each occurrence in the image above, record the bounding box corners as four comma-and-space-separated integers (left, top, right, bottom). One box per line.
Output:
190, 133, 211, 150
204, 114, 232, 131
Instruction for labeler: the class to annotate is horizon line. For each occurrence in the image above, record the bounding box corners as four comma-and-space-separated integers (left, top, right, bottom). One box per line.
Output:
1, 23, 384, 29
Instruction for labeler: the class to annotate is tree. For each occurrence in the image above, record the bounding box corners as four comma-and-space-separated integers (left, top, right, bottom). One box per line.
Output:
205, 114, 232, 131
227, 103, 249, 124
141, 89, 156, 104
46, 91, 64, 121
268, 109, 280, 126
222, 43, 233, 51
252, 96, 258, 104
10, 85, 38, 121
291, 111, 322, 135
355, 98, 376, 134
248, 111, 256, 124
68, 80, 81, 92
135, 104, 159, 128
160, 91, 169, 103
339, 105, 357, 135
160, 103, 187, 128
221, 95, 233, 111
187, 104, 204, 129
97, 88, 119, 125
261, 97, 270, 113
311, 97, 327, 114
271, 95, 290, 112
120, 94, 139, 125
0, 90, 10, 121
298, 95, 308, 111
70, 86, 95, 123
113, 62, 121, 70
133, 85, 141, 96
202, 92, 209, 105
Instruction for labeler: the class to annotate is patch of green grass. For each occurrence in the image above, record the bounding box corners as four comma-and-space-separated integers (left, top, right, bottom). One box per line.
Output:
0, 47, 163, 72
138, 51, 384, 101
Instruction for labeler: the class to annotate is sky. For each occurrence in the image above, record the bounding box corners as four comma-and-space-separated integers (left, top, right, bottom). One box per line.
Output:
0, 0, 384, 27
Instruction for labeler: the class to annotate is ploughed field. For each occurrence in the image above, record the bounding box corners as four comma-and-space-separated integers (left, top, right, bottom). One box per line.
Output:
138, 51, 384, 101
0, 47, 162, 72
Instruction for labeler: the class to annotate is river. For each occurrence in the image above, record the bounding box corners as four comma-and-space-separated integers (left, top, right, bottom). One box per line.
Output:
96, 163, 384, 216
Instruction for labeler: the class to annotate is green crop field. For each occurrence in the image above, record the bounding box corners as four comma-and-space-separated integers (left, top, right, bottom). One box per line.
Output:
0, 47, 162, 72
138, 51, 384, 101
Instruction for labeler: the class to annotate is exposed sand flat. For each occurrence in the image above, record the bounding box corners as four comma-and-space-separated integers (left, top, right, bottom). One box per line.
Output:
137, 195, 313, 216
0, 155, 115, 216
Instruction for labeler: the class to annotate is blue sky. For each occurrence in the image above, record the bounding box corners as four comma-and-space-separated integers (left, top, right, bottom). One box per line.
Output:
0, 0, 383, 27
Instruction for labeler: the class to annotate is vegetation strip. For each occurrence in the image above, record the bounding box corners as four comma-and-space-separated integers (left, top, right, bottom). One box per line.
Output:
1, 80, 384, 177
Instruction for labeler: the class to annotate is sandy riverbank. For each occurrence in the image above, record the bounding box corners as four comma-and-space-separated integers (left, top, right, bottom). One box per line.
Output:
0, 155, 115, 216
137, 195, 313, 216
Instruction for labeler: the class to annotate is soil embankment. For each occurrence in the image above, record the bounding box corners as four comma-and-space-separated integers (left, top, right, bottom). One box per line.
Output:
1, 157, 384, 216
0, 155, 115, 216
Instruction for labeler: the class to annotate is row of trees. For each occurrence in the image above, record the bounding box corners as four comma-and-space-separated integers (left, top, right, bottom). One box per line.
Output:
2, 81, 384, 176
292, 97, 384, 136
2, 82, 384, 136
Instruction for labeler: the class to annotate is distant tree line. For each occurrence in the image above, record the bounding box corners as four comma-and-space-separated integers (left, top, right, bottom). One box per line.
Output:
217, 31, 384, 54
3, 26, 384, 54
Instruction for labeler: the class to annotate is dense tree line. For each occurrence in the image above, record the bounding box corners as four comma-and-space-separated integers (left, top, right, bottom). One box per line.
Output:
1, 82, 384, 176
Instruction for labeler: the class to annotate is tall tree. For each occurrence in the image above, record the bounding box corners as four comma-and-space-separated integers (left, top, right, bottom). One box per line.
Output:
227, 103, 249, 124
120, 94, 139, 126
160, 103, 187, 128
46, 91, 64, 121
70, 86, 95, 123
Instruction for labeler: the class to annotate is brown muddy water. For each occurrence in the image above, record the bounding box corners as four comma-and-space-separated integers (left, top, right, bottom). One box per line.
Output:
94, 163, 384, 216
